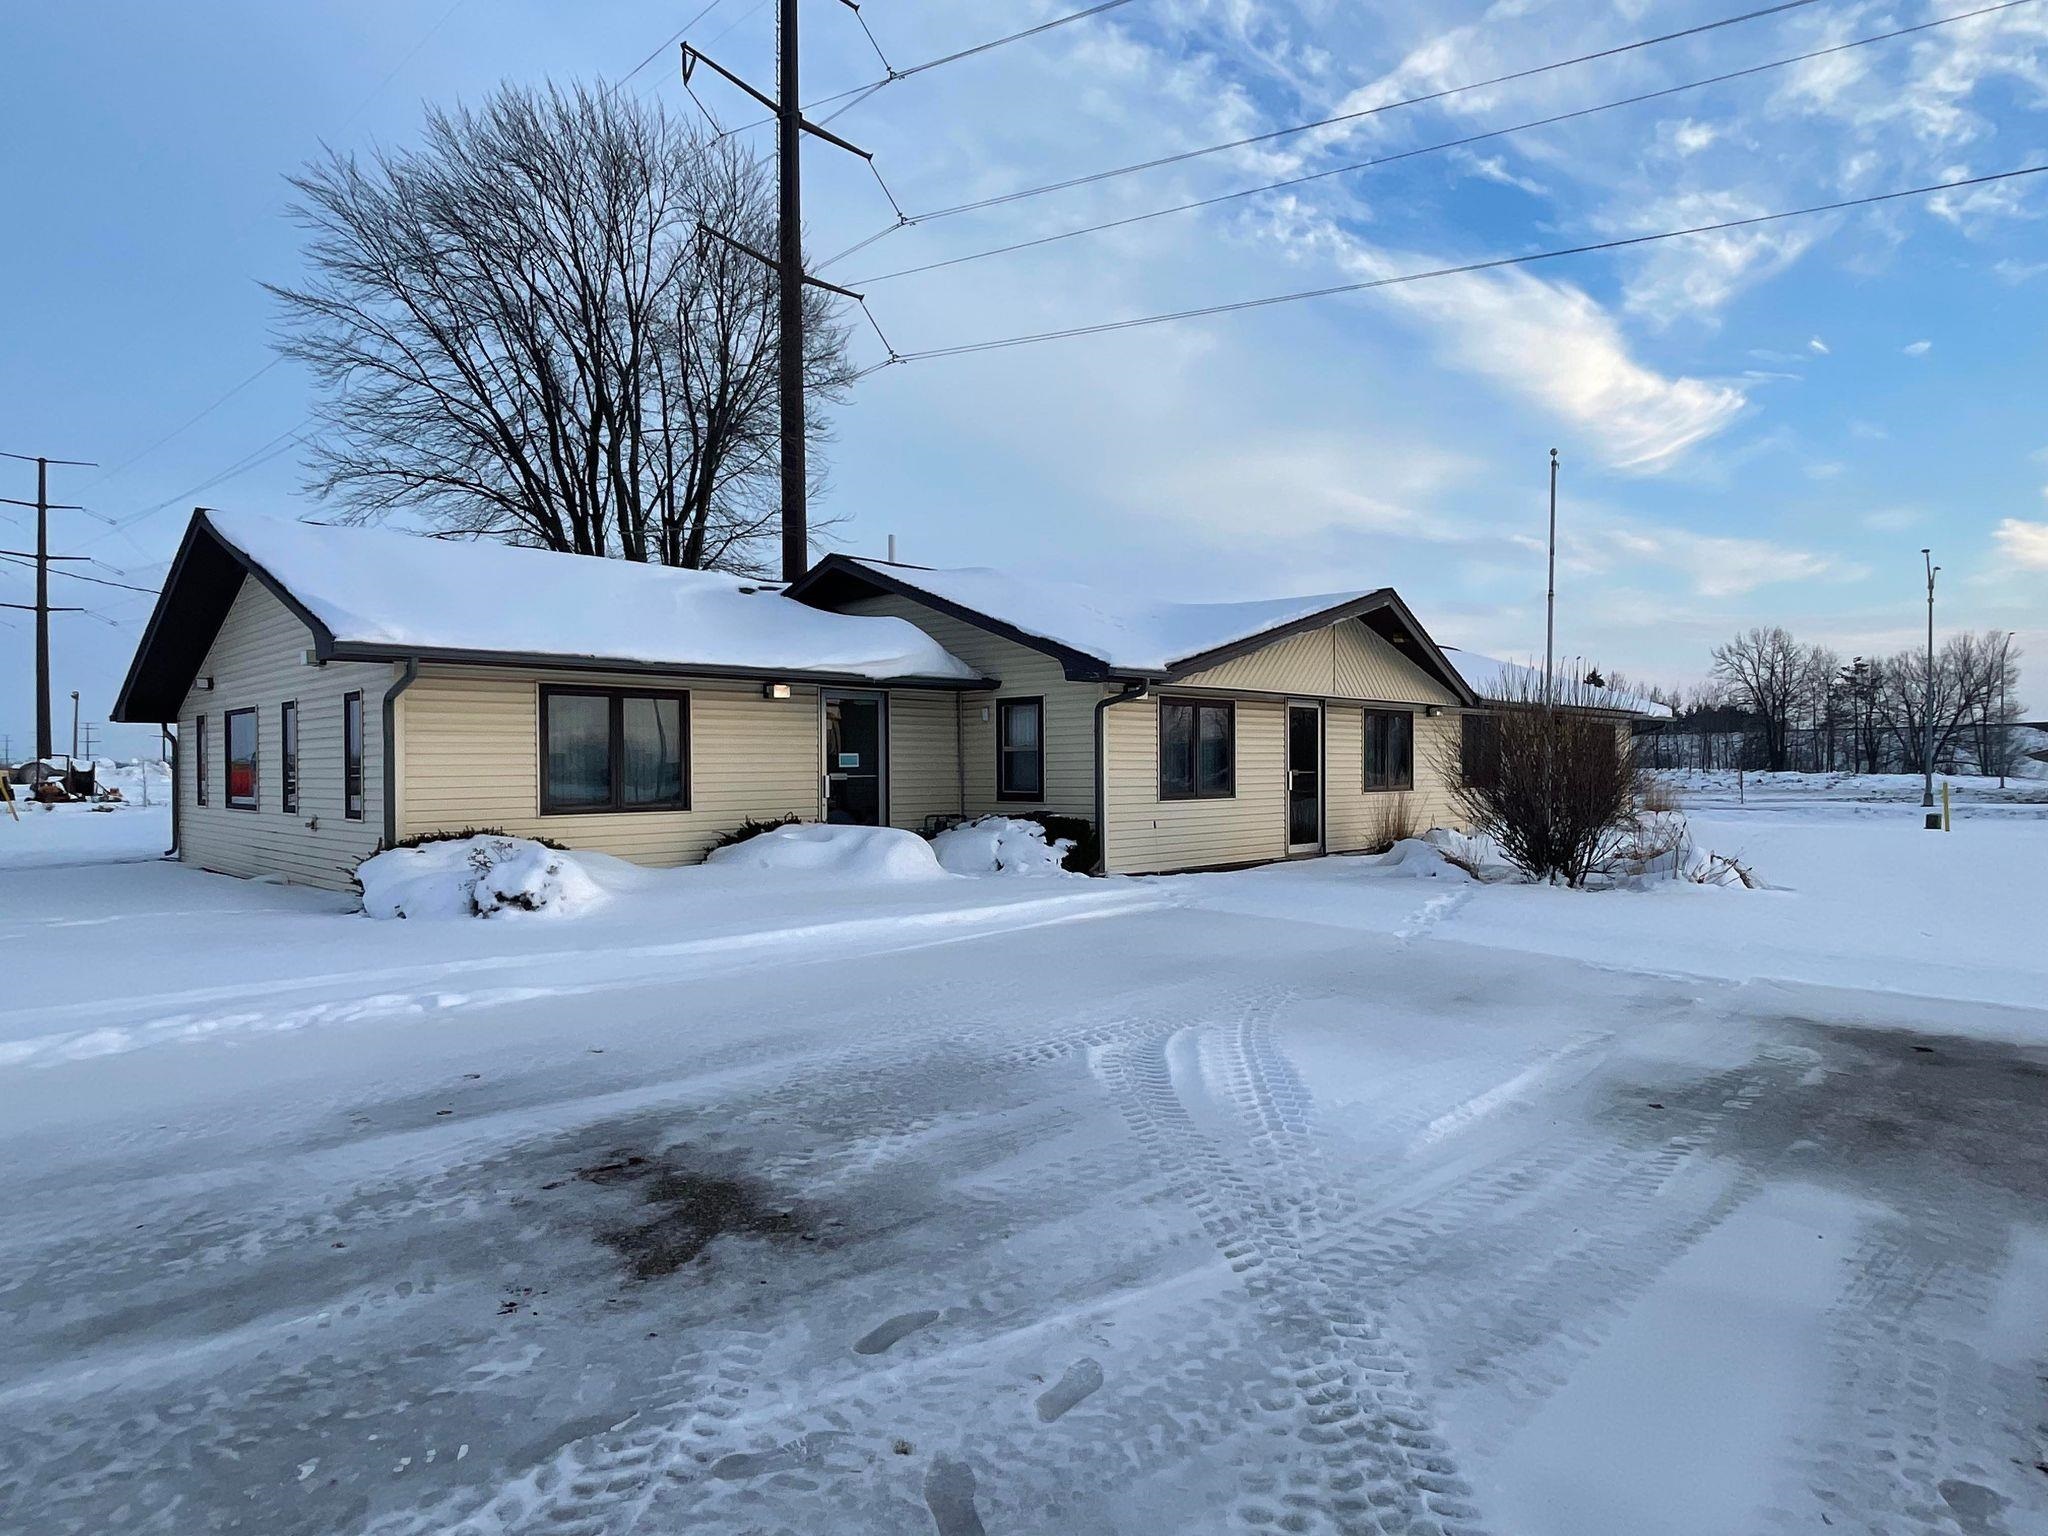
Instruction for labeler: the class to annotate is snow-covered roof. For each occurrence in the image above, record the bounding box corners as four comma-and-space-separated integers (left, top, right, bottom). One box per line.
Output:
1442, 648, 1672, 718
819, 558, 1403, 676
199, 512, 978, 683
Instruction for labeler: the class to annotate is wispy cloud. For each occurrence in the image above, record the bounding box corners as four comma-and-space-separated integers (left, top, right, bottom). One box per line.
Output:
1903, 339, 1932, 356
1996, 517, 2048, 569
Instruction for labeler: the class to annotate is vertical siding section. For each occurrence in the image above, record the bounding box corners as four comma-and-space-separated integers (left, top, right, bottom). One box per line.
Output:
838, 593, 1099, 822
176, 577, 390, 889
884, 688, 961, 831
1323, 706, 1468, 853
400, 667, 823, 864
1179, 618, 1459, 705
1103, 696, 1287, 874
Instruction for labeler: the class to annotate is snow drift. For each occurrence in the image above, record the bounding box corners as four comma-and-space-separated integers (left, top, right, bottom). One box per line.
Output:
929, 816, 1077, 877
359, 835, 608, 920
703, 823, 947, 882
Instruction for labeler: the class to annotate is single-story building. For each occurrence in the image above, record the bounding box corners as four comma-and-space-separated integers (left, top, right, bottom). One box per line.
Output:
113, 511, 1653, 891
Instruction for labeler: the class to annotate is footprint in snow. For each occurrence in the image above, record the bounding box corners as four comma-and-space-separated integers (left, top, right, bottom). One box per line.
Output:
853, 1309, 940, 1356
1034, 1357, 1104, 1423
923, 1455, 986, 1536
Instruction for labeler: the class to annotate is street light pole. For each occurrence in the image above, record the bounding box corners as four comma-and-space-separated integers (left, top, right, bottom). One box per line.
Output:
70, 690, 80, 763
1999, 629, 2015, 790
1543, 448, 1559, 715
1922, 549, 1939, 829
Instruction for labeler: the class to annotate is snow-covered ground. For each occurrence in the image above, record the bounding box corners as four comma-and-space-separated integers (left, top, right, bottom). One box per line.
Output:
2, 786, 2045, 1536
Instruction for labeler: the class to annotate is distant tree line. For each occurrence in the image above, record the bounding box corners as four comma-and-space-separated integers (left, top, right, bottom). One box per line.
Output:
1612, 627, 2028, 776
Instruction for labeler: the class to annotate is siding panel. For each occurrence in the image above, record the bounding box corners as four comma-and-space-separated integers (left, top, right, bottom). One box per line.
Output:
176, 578, 390, 890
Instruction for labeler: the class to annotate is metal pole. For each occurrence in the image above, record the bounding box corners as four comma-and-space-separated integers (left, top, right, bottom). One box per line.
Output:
776, 0, 807, 584
1922, 549, 1939, 829
70, 691, 80, 761
35, 459, 50, 763
1543, 448, 1558, 715
1999, 630, 2013, 789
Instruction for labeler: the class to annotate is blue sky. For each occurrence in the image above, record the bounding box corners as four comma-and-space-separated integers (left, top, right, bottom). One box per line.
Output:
3, 0, 2044, 758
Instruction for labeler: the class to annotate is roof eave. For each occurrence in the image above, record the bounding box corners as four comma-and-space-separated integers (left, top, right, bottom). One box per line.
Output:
326, 641, 996, 691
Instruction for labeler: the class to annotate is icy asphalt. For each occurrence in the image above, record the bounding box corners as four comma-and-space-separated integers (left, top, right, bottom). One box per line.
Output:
3, 865, 2045, 1535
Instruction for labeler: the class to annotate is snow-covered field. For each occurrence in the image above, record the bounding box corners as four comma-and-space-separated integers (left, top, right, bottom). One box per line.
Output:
2, 786, 2045, 1536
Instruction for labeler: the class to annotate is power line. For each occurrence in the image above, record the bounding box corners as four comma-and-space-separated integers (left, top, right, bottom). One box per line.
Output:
0, 554, 159, 595
334, 0, 469, 131
850, 0, 2041, 286
612, 0, 730, 98
856, 163, 2048, 370
82, 357, 286, 489
904, 0, 1832, 225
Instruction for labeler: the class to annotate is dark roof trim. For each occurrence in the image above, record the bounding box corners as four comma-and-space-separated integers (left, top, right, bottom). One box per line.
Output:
786, 555, 1115, 682
1159, 588, 1476, 707
331, 641, 996, 691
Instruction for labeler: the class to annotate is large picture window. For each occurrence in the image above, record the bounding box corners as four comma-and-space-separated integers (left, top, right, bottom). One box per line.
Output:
995, 697, 1044, 801
281, 701, 299, 814
225, 708, 258, 810
541, 686, 688, 814
194, 714, 209, 807
1364, 709, 1414, 791
343, 692, 365, 821
1159, 698, 1235, 800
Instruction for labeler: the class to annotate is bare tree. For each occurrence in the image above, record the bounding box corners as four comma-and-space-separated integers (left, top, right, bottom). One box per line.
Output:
1711, 626, 1804, 771
270, 82, 853, 572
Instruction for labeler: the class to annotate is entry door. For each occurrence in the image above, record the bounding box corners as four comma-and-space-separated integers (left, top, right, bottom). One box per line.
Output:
1287, 701, 1323, 853
823, 692, 887, 826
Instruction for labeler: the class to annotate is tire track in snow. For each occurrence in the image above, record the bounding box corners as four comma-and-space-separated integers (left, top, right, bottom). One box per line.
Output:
1094, 1003, 1489, 1536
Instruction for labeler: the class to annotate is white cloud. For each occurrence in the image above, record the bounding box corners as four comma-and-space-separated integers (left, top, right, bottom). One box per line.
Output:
1993, 518, 2048, 569
1809, 336, 1830, 354
1903, 339, 1932, 356
1669, 119, 1720, 157
1619, 191, 1824, 324
1552, 520, 1865, 598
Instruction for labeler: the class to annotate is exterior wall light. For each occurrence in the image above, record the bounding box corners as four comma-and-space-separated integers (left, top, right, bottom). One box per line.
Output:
762, 682, 792, 700
1424, 704, 1444, 717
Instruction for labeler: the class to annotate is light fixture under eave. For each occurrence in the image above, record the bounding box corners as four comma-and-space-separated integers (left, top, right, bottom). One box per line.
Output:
1425, 705, 1444, 718
762, 682, 792, 701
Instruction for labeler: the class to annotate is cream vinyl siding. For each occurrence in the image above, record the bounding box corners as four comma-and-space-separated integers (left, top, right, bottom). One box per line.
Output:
1102, 695, 1289, 874
1178, 618, 1460, 707
175, 577, 390, 889
400, 667, 822, 865
838, 593, 1099, 821
881, 688, 962, 831
1324, 707, 1467, 852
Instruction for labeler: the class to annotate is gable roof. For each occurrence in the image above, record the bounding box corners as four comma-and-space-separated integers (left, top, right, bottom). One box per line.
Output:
113, 511, 982, 722
787, 555, 1478, 702
1442, 648, 1673, 719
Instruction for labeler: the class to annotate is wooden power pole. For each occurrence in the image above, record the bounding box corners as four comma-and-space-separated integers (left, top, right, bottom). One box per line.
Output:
1, 451, 95, 762
684, 0, 874, 582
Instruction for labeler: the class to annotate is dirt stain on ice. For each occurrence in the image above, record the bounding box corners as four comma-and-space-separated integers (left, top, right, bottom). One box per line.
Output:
574, 1149, 811, 1280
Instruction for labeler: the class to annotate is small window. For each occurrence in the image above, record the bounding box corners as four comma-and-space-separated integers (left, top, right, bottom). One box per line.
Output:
194, 714, 209, 807
1364, 709, 1414, 792
541, 686, 689, 814
343, 692, 365, 821
1460, 711, 1499, 791
281, 701, 299, 814
996, 697, 1044, 801
1159, 698, 1234, 800
225, 708, 258, 810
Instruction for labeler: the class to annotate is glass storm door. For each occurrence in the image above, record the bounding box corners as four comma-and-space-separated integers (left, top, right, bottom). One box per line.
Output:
1287, 701, 1322, 853
824, 692, 886, 826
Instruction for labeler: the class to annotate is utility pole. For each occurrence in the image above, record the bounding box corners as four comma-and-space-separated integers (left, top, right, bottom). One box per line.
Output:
683, 0, 876, 583
0, 451, 95, 762
1922, 548, 1939, 830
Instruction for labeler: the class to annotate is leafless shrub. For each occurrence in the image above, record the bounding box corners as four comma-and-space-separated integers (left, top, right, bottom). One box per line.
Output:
1363, 792, 1418, 856
1435, 677, 1644, 887
1638, 777, 1682, 814
1686, 851, 1759, 888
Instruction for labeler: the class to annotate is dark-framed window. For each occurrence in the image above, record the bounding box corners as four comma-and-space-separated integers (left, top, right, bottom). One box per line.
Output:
540, 686, 689, 814
1159, 697, 1235, 800
1364, 709, 1414, 791
995, 696, 1044, 801
194, 714, 209, 807
1460, 711, 1500, 791
225, 708, 259, 810
343, 692, 365, 821
280, 701, 299, 814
